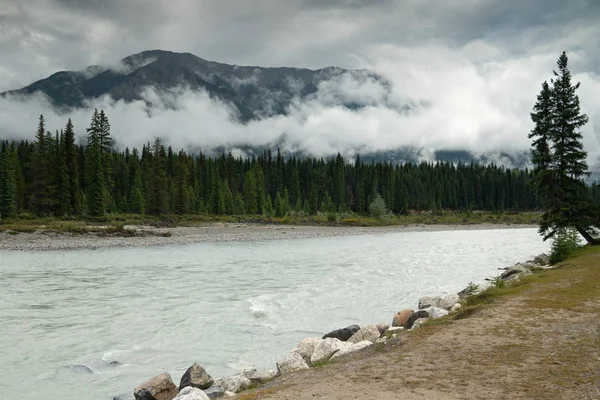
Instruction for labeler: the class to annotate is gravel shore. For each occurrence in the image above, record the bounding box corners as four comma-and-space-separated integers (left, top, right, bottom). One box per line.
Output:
0, 223, 536, 251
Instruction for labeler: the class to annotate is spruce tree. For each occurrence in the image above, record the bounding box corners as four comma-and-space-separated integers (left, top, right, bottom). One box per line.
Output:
64, 119, 81, 214
0, 142, 16, 219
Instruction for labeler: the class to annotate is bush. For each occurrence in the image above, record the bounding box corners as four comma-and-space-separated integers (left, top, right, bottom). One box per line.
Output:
326, 212, 338, 222
369, 194, 388, 219
550, 228, 581, 264
463, 281, 480, 297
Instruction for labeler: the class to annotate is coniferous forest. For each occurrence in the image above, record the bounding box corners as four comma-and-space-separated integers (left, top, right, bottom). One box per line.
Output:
1, 109, 599, 221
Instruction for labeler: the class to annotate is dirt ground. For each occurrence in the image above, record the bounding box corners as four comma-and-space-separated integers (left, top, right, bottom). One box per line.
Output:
236, 251, 600, 400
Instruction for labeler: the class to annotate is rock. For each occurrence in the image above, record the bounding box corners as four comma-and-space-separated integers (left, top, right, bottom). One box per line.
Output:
425, 306, 449, 319
173, 387, 210, 400
113, 393, 135, 400
242, 368, 277, 384
180, 363, 214, 390
450, 303, 462, 313
276, 351, 309, 374
296, 338, 323, 364
322, 324, 360, 341
224, 391, 235, 397
410, 318, 429, 330
418, 294, 460, 311
70, 364, 94, 374
348, 325, 380, 343
134, 373, 178, 400
109, 361, 123, 367
534, 253, 550, 266
215, 374, 251, 394
375, 337, 388, 344
376, 322, 390, 336
406, 310, 430, 329
203, 385, 224, 399
500, 265, 529, 280
392, 309, 414, 328
330, 340, 372, 361
311, 338, 353, 364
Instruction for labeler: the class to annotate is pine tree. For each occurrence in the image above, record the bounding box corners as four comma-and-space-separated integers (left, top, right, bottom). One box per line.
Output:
56, 130, 71, 216
63, 119, 81, 214
129, 167, 145, 214
30, 115, 52, 215
145, 138, 169, 215
85, 110, 106, 216
0, 142, 16, 219
309, 183, 318, 216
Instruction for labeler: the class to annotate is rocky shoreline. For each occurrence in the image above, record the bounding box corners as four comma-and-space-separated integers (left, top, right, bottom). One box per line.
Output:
119, 252, 552, 400
0, 223, 536, 251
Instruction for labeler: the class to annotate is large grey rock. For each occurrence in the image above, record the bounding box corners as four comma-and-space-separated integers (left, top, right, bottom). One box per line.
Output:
410, 318, 429, 330
203, 385, 224, 399
134, 373, 178, 400
347, 325, 380, 343
500, 265, 529, 280
322, 324, 360, 341
215, 374, 251, 394
173, 387, 210, 400
406, 310, 430, 329
242, 368, 277, 384
330, 340, 372, 361
276, 351, 309, 374
310, 338, 353, 364
180, 363, 214, 390
296, 338, 324, 364
425, 306, 449, 319
418, 294, 460, 311
533, 253, 550, 266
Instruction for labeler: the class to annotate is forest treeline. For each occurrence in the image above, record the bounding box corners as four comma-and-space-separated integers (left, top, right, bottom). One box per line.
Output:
0, 110, 598, 219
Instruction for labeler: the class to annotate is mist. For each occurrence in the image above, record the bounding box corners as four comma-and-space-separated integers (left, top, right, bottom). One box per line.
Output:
1, 42, 599, 168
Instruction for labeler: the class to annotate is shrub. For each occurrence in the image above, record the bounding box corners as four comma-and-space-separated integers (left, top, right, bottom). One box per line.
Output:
463, 281, 480, 297
369, 194, 388, 219
326, 212, 338, 222
550, 228, 581, 264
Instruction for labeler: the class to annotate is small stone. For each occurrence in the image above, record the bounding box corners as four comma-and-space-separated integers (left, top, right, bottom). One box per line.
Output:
376, 322, 390, 336
425, 306, 449, 319
375, 337, 388, 344
392, 309, 414, 328
134, 373, 178, 400
180, 363, 214, 390
203, 385, 224, 399
450, 303, 462, 313
276, 351, 309, 374
418, 294, 460, 311
242, 368, 277, 384
410, 318, 429, 330
224, 391, 236, 397
406, 310, 430, 329
296, 338, 323, 364
330, 340, 372, 361
215, 374, 251, 393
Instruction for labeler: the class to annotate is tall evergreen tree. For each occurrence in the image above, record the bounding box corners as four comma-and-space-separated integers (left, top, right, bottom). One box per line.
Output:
0, 142, 16, 218
63, 119, 81, 214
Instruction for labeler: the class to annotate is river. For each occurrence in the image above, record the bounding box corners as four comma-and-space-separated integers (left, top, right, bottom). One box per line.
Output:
0, 227, 549, 400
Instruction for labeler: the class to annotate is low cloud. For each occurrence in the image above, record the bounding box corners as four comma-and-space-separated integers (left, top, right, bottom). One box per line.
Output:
1, 42, 599, 169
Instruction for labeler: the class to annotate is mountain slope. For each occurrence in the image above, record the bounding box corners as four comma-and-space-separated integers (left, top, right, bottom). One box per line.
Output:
2, 50, 387, 121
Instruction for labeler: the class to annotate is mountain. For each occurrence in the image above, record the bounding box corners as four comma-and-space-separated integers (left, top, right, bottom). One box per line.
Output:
1, 50, 389, 121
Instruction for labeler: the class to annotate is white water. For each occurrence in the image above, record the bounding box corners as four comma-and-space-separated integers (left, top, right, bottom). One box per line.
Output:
0, 228, 549, 400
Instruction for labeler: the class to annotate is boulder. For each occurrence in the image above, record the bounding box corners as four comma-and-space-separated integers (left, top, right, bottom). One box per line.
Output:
418, 294, 460, 311
425, 306, 449, 319
322, 324, 360, 341
242, 368, 277, 384
276, 351, 309, 375
376, 322, 390, 336
392, 309, 414, 328
410, 318, 429, 330
533, 253, 550, 266
347, 325, 380, 343
173, 387, 210, 400
500, 265, 529, 280
203, 385, 224, 399
311, 338, 353, 364
215, 374, 251, 394
296, 338, 323, 364
330, 340, 372, 361
406, 310, 430, 329
134, 373, 178, 400
180, 363, 214, 390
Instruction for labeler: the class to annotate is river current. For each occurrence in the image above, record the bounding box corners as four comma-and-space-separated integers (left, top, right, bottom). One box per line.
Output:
0, 227, 549, 400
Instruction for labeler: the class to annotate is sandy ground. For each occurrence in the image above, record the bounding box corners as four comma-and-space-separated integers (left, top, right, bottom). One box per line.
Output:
0, 223, 536, 251
236, 257, 600, 400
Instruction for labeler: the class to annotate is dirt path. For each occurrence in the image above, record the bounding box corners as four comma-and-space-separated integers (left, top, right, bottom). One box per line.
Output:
236, 250, 600, 400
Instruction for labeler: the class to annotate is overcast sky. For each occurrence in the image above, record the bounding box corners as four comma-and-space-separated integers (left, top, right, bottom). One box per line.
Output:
1, 0, 600, 163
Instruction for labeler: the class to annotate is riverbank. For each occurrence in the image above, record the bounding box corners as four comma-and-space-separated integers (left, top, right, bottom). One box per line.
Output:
0, 222, 537, 251
230, 246, 600, 400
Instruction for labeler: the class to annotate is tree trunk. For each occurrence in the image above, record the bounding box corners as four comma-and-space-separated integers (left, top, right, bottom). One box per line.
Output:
576, 226, 600, 245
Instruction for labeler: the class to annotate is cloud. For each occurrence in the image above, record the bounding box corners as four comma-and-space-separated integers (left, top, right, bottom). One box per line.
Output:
1, 39, 599, 169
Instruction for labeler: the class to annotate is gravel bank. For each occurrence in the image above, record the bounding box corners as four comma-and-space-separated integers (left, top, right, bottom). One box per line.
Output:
0, 223, 536, 251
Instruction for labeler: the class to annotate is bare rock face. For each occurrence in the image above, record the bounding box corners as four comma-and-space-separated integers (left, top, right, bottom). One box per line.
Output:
173, 387, 210, 400
347, 325, 381, 343
392, 309, 414, 328
276, 351, 309, 375
322, 324, 360, 341
134, 373, 178, 400
418, 294, 460, 311
180, 363, 214, 390
296, 338, 324, 365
